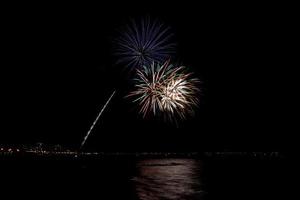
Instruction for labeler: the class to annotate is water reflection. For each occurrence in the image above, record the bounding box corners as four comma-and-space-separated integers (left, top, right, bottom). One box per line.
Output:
133, 159, 205, 200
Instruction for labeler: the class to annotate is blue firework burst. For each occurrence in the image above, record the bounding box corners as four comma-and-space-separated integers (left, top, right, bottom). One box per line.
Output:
114, 17, 176, 69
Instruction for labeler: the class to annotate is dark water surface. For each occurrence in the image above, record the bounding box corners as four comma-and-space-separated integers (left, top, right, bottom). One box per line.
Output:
0, 156, 288, 199
133, 159, 204, 199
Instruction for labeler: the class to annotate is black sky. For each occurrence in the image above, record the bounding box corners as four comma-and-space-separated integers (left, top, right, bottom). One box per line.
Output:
1, 2, 294, 151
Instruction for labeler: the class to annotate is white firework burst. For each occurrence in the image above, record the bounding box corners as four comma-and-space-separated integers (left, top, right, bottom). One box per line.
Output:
128, 60, 199, 120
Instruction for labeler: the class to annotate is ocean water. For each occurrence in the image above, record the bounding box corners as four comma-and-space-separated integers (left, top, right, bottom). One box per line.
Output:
0, 156, 288, 199
132, 159, 205, 200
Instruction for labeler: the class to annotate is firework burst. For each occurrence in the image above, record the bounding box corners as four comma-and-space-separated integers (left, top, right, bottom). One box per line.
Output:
128, 60, 199, 121
114, 17, 176, 70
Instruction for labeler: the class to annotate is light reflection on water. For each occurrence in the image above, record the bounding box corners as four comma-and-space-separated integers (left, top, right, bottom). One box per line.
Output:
133, 159, 205, 200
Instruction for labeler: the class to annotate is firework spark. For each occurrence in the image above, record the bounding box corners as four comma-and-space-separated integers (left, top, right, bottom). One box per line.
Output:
128, 60, 199, 120
80, 90, 116, 148
114, 17, 176, 70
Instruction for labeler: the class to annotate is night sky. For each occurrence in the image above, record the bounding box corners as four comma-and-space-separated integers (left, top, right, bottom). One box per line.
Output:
1, 2, 293, 152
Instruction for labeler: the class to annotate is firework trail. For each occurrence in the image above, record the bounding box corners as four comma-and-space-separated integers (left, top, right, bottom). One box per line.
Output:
114, 17, 176, 70
80, 90, 116, 148
127, 60, 199, 121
